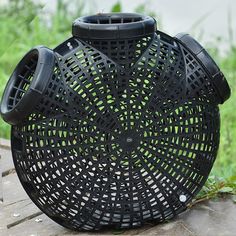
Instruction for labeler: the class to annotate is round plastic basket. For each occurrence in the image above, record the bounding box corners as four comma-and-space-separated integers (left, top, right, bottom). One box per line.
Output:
0, 13, 230, 230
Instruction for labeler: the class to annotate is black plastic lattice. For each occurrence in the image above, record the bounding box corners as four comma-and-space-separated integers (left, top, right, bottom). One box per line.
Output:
7, 54, 38, 110
0, 13, 230, 231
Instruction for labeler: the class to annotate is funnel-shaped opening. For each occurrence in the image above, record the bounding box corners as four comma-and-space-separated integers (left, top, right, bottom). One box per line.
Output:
72, 13, 156, 39
7, 51, 38, 110
0, 46, 55, 125
175, 33, 231, 104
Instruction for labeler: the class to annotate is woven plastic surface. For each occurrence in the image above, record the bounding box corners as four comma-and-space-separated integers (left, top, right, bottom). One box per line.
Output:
1, 14, 230, 231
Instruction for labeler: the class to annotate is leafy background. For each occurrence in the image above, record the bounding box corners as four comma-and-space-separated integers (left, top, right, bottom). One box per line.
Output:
0, 0, 235, 200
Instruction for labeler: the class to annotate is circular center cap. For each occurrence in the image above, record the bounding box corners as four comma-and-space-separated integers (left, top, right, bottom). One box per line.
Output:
126, 137, 133, 143
118, 131, 140, 152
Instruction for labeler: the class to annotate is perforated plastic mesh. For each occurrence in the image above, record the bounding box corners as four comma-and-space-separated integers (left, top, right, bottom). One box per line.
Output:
7, 54, 38, 110
84, 36, 152, 67
11, 31, 221, 230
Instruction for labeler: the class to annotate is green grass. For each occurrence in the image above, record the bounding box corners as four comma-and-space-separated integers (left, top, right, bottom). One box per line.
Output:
0, 0, 235, 201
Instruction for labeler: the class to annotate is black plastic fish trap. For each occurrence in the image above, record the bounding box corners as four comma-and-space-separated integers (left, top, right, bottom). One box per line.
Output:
0, 13, 231, 230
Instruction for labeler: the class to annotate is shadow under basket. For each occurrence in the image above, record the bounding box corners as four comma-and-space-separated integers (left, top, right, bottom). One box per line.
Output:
0, 13, 231, 231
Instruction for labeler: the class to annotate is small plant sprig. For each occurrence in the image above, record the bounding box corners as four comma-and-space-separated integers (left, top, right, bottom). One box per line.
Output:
189, 175, 236, 207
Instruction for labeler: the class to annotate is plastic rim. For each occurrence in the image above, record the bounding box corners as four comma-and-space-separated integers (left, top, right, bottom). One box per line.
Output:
72, 13, 157, 39
0, 46, 55, 125
175, 33, 231, 104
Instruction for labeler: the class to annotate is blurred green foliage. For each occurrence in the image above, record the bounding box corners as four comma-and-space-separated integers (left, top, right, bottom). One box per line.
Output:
111, 2, 122, 12
0, 0, 235, 198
